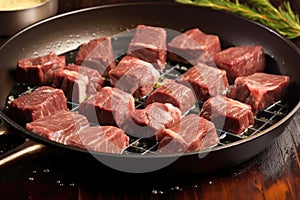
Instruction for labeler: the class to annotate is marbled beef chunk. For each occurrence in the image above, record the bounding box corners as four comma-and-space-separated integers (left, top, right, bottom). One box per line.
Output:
214, 46, 265, 82
157, 114, 219, 153
177, 63, 229, 101
52, 64, 104, 102
200, 96, 254, 134
127, 25, 167, 70
122, 102, 181, 139
26, 111, 90, 145
52, 69, 89, 103
67, 126, 129, 154
64, 64, 104, 94
79, 87, 135, 127
75, 37, 116, 76
168, 28, 221, 66
109, 56, 160, 98
146, 79, 196, 114
17, 52, 65, 85
7, 86, 68, 126
227, 72, 290, 114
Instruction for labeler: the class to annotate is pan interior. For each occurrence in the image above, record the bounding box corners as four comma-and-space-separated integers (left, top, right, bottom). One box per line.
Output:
2, 27, 297, 156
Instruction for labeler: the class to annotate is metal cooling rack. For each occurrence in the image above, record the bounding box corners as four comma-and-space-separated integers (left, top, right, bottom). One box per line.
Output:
67, 63, 290, 155
6, 62, 290, 156
119, 100, 289, 155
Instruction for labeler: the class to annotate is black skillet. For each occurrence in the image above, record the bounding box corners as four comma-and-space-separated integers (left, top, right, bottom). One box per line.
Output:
0, 2, 300, 175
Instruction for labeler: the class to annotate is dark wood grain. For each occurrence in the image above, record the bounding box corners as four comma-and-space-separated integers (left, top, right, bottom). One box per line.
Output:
1, 0, 300, 199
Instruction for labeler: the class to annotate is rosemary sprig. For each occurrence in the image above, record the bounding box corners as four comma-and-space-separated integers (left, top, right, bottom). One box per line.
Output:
175, 0, 300, 39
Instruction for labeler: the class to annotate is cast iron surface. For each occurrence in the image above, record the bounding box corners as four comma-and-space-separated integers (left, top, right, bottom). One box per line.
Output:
0, 2, 300, 174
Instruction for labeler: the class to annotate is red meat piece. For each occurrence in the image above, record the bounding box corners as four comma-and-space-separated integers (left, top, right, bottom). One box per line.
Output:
52, 69, 89, 103
227, 72, 290, 114
109, 56, 160, 98
200, 96, 254, 134
7, 86, 68, 125
157, 114, 219, 153
52, 64, 104, 102
214, 46, 265, 82
26, 111, 90, 145
127, 25, 167, 70
177, 63, 229, 101
168, 28, 221, 66
17, 52, 65, 85
67, 126, 129, 154
122, 102, 182, 139
76, 36, 116, 76
146, 79, 196, 114
79, 87, 135, 127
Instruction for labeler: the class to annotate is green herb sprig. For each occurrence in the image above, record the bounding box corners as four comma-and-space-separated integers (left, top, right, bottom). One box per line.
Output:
175, 0, 300, 39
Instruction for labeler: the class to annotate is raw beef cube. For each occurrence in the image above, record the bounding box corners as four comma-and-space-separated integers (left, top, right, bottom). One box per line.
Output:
157, 114, 219, 153
79, 87, 135, 127
147, 79, 196, 114
214, 46, 265, 82
227, 72, 290, 114
109, 56, 160, 98
122, 102, 181, 139
17, 52, 66, 85
67, 126, 129, 154
7, 86, 68, 126
200, 96, 254, 134
177, 63, 229, 101
64, 64, 104, 95
127, 25, 167, 70
75, 36, 116, 76
26, 111, 90, 145
52, 69, 89, 103
168, 28, 221, 66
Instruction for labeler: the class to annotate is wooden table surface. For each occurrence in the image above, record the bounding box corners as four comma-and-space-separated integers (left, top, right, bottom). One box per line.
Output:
1, 0, 300, 199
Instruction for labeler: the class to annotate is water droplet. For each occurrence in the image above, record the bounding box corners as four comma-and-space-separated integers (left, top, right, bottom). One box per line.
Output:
43, 169, 50, 173
76, 35, 80, 38
69, 34, 73, 38
193, 184, 198, 188
92, 33, 97, 37
152, 189, 158, 194
209, 181, 212, 184
28, 177, 34, 181
159, 191, 164, 194
56, 180, 61, 184
32, 170, 37, 174
33, 52, 39, 56
59, 183, 64, 187
69, 183, 75, 187
174, 186, 180, 191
